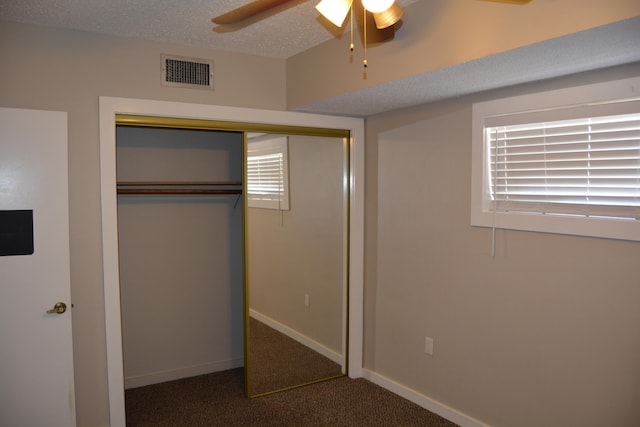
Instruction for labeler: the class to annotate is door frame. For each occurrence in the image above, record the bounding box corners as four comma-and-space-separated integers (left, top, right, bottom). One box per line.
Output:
99, 97, 364, 426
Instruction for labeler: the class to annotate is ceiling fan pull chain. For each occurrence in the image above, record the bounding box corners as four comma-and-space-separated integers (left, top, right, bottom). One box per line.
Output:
363, 5, 368, 68
350, 6, 354, 51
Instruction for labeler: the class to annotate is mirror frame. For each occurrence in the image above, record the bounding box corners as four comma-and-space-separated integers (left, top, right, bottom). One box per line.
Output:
99, 97, 364, 426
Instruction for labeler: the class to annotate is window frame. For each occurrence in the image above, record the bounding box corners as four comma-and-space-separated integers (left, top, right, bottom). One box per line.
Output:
471, 77, 640, 242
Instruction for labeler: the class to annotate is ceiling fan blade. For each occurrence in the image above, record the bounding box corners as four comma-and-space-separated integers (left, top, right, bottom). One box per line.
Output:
211, 0, 302, 25
478, 0, 532, 4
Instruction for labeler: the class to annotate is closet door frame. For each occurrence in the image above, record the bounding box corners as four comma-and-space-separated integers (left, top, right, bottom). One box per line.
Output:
98, 97, 364, 427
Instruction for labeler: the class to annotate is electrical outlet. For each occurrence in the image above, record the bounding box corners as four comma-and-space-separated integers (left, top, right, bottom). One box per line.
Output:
424, 336, 434, 356
304, 293, 310, 308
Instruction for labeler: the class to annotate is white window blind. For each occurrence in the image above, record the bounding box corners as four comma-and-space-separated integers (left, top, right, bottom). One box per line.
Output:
247, 137, 290, 210
487, 113, 640, 220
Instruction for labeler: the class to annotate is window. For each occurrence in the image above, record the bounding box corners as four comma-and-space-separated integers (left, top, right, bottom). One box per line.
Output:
471, 77, 640, 241
247, 136, 290, 210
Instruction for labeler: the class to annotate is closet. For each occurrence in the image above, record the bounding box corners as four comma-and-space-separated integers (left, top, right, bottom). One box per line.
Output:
115, 124, 244, 389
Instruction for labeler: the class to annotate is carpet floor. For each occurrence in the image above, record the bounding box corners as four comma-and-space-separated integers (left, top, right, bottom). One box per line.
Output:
125, 368, 460, 426
248, 317, 343, 395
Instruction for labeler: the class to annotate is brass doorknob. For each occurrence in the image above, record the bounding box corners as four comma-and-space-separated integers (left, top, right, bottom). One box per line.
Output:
46, 302, 67, 314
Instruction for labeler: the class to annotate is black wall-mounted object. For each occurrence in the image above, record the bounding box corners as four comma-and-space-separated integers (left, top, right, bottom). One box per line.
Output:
0, 210, 34, 256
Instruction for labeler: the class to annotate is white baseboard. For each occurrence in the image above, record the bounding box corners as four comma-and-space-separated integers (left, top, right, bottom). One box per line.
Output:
362, 369, 490, 427
250, 309, 344, 368
124, 357, 244, 389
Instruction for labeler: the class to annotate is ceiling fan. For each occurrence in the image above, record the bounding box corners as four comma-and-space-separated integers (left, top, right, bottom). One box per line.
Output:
212, 0, 532, 66
211, 0, 531, 28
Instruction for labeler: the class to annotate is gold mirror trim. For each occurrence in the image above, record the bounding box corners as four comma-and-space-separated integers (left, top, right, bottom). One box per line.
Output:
242, 131, 251, 398
115, 114, 350, 138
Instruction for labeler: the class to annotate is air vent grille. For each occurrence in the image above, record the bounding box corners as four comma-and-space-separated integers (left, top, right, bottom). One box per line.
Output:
161, 55, 213, 90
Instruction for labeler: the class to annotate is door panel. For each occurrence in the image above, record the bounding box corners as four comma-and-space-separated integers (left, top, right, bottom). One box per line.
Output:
0, 107, 75, 426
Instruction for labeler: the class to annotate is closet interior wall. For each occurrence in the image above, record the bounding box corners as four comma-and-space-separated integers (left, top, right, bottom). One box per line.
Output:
116, 126, 244, 389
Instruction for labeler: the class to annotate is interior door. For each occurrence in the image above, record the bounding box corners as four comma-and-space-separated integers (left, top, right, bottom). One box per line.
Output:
0, 107, 76, 426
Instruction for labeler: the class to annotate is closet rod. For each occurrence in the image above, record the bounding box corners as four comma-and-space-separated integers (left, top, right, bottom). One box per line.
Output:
117, 189, 242, 195
117, 188, 242, 195
117, 181, 242, 186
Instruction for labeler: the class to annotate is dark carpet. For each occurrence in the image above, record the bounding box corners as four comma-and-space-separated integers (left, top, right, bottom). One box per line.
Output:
248, 317, 343, 396
125, 368, 459, 426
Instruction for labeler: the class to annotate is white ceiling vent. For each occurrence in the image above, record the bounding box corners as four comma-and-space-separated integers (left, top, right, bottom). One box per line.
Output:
161, 54, 213, 90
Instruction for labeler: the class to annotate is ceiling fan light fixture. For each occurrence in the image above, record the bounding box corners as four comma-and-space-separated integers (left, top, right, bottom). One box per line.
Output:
361, 0, 395, 13
315, 0, 354, 27
371, 2, 403, 29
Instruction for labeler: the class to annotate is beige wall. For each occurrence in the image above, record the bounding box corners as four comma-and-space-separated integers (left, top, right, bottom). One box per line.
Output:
364, 63, 640, 427
248, 135, 345, 353
287, 0, 640, 109
0, 21, 285, 426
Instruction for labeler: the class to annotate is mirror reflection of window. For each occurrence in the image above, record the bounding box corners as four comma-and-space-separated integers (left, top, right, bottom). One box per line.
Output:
247, 136, 290, 211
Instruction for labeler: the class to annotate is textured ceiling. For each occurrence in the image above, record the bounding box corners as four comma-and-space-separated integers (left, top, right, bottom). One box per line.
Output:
0, 0, 420, 59
1, 1, 638, 117
295, 16, 640, 116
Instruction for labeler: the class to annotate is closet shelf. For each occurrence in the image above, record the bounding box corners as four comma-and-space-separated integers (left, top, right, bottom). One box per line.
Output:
117, 181, 242, 195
